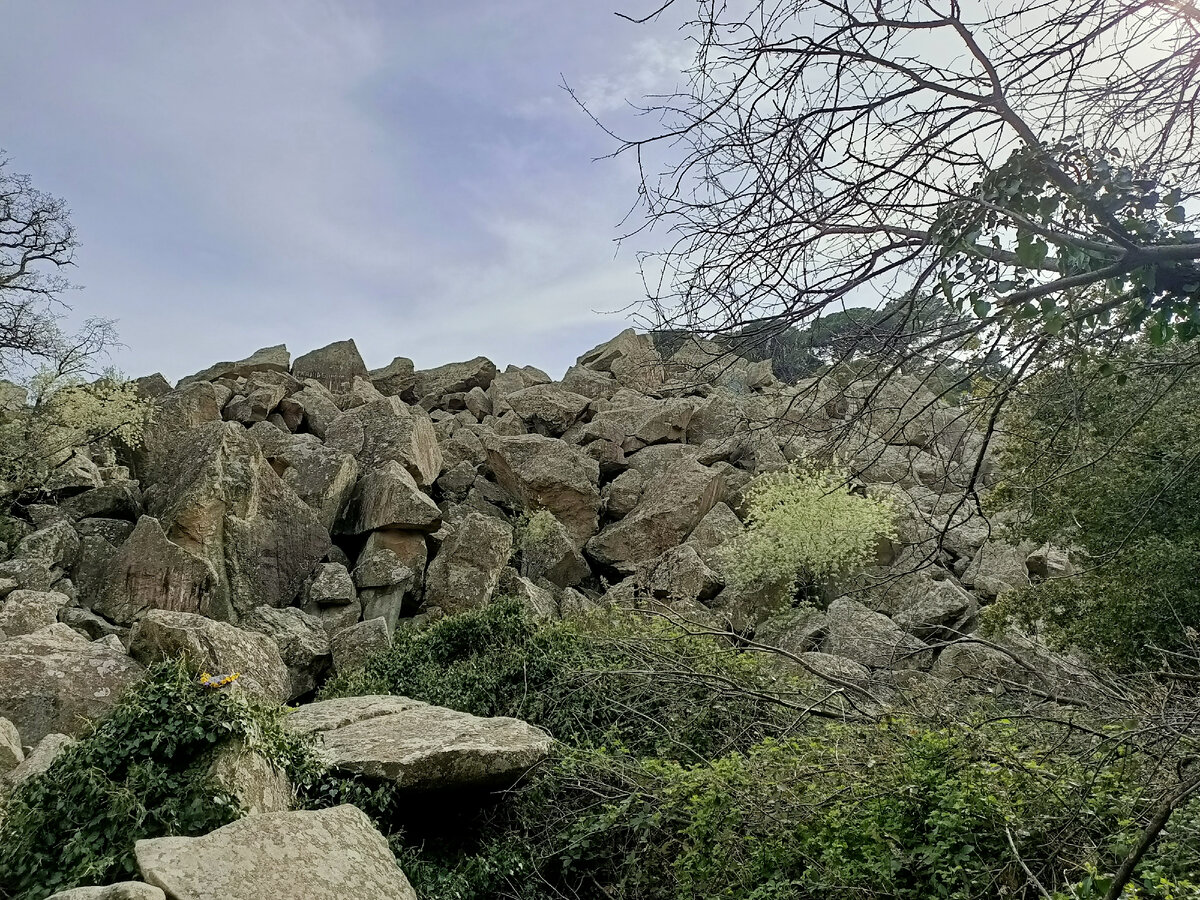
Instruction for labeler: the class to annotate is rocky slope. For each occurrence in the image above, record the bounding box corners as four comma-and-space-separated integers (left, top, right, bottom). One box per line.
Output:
0, 329, 1094, 897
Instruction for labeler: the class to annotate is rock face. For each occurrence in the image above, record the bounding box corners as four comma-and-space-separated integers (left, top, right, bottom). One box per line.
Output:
146, 422, 331, 618
287, 695, 553, 790
485, 435, 600, 547
0, 624, 143, 745
128, 610, 290, 703
97, 517, 221, 625
134, 805, 417, 900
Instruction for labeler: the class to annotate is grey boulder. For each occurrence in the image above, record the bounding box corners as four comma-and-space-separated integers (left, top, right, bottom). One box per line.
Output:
287, 695, 552, 790
135, 805, 416, 900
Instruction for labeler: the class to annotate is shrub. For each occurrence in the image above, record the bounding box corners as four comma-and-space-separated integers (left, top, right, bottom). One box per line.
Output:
392, 714, 1191, 900
513, 509, 562, 576
721, 465, 895, 606
0, 660, 319, 900
0, 372, 147, 503
321, 599, 806, 760
984, 539, 1200, 670
992, 346, 1200, 666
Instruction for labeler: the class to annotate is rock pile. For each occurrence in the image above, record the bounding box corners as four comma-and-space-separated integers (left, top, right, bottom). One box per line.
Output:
0, 329, 1088, 726
0, 328, 1098, 897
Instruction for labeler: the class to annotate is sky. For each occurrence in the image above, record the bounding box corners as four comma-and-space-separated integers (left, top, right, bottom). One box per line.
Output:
0, 2, 693, 383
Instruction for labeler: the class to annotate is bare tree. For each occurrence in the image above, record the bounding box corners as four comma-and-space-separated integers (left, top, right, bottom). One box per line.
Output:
589, 0, 1200, 568
0, 153, 114, 380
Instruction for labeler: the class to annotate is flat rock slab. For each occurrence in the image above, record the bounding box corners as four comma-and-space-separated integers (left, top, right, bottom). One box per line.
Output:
286, 695, 553, 790
135, 805, 415, 900
47, 883, 166, 900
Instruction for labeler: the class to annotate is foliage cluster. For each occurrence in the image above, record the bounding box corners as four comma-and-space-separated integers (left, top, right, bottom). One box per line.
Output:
720, 465, 895, 607
0, 373, 146, 504
512, 509, 562, 577
327, 603, 1198, 900
322, 598, 801, 760
990, 345, 1200, 668
0, 661, 320, 900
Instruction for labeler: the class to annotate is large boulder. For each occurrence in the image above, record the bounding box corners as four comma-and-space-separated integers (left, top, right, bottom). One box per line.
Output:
47, 883, 166, 899
147, 422, 331, 618
60, 482, 144, 522
287, 695, 552, 790
289, 382, 342, 439
240, 607, 331, 700
647, 545, 722, 603
485, 435, 600, 547
582, 395, 695, 452
335, 461, 441, 535
290, 339, 369, 393
2, 733, 73, 797
0, 624, 143, 745
97, 516, 222, 625
586, 461, 724, 574
179, 345, 290, 387
16, 521, 81, 569
0, 715, 22, 774
0, 589, 71, 637
517, 512, 590, 588
886, 574, 978, 642
275, 443, 359, 533
576, 329, 665, 392
129, 610, 290, 703
423, 512, 513, 615
205, 740, 293, 815
414, 356, 498, 402
821, 599, 931, 670
324, 396, 442, 487
330, 618, 391, 675
134, 805, 416, 900
137, 383, 223, 486
663, 336, 774, 393
369, 357, 417, 399
505, 384, 590, 437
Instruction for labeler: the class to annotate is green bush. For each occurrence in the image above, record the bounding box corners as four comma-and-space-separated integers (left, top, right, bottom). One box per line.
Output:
0, 661, 319, 900
992, 346, 1200, 667
389, 715, 1193, 900
322, 599, 803, 760
985, 540, 1200, 669
721, 465, 895, 607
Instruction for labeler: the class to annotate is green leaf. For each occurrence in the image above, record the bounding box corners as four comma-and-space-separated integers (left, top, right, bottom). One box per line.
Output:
1166, 205, 1187, 224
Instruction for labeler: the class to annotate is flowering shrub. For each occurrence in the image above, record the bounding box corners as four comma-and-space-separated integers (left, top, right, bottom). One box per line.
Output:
0, 371, 147, 501
721, 465, 895, 605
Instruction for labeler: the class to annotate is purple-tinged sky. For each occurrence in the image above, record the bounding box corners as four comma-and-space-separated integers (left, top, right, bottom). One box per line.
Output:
0, 2, 691, 381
